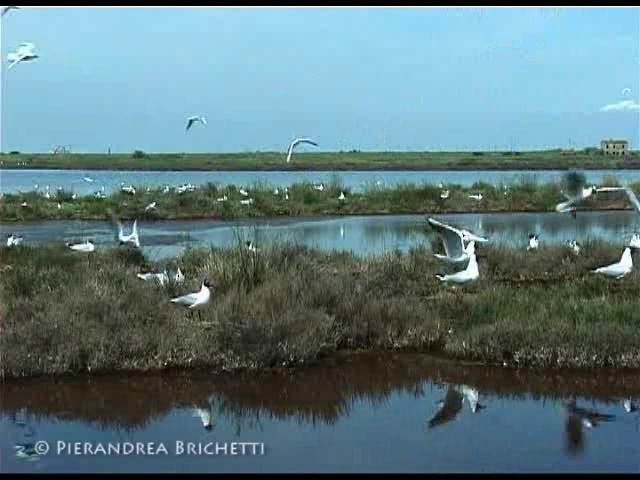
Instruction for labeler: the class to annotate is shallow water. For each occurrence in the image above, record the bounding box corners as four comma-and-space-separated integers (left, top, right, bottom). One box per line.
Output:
2, 169, 639, 196
1, 353, 639, 473
1, 211, 638, 260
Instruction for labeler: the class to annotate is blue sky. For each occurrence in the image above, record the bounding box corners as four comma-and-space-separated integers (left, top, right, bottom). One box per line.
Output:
1, 7, 638, 153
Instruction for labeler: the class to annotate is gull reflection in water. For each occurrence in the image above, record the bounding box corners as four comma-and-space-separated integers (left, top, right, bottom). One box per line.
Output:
563, 398, 616, 456
192, 397, 216, 431
426, 384, 485, 430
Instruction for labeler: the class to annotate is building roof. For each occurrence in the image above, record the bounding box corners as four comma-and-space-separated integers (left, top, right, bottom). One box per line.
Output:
601, 139, 628, 144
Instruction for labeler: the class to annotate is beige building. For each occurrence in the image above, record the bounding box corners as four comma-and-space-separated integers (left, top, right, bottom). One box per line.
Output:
600, 139, 628, 156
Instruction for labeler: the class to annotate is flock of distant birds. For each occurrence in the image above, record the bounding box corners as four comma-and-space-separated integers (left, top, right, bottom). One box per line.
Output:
6, 175, 640, 311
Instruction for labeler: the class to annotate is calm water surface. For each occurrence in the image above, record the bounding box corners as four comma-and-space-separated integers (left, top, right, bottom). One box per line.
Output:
1, 211, 638, 260
2, 169, 640, 195
1, 354, 639, 473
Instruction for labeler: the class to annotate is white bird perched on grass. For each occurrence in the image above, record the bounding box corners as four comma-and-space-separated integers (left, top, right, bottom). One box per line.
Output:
567, 240, 581, 255
7, 42, 38, 70
592, 247, 633, 279
436, 249, 479, 285
175, 268, 184, 284
185, 116, 207, 131
246, 241, 258, 253
117, 219, 140, 248
6, 233, 23, 247
57, 202, 62, 209
469, 193, 483, 201
313, 183, 324, 192
527, 234, 539, 251
1, 6, 20, 16
120, 185, 136, 195
427, 217, 486, 263
20, 201, 28, 207
240, 198, 254, 206
338, 191, 346, 201
274, 188, 280, 195
67, 240, 95, 253
137, 271, 169, 286
440, 190, 450, 200
286, 137, 318, 163
630, 234, 640, 249
171, 279, 211, 309
144, 202, 157, 212
239, 188, 249, 197
216, 195, 228, 203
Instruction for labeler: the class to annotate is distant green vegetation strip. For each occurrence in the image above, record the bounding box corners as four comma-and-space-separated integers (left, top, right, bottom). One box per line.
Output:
1, 176, 638, 222
2, 241, 640, 379
1, 149, 639, 171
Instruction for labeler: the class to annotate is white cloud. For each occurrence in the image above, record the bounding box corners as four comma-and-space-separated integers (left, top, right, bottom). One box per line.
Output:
600, 100, 640, 112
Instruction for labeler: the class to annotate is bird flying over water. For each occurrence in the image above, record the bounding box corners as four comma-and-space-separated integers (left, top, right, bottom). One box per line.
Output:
286, 137, 318, 163
186, 116, 207, 131
7, 42, 38, 70
117, 219, 140, 248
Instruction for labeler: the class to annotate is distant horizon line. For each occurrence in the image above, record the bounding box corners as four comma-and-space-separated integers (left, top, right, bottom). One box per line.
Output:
2, 147, 636, 155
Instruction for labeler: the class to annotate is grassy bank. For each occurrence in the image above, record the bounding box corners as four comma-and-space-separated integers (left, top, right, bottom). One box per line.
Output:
1, 150, 639, 171
1, 241, 639, 379
2, 177, 638, 222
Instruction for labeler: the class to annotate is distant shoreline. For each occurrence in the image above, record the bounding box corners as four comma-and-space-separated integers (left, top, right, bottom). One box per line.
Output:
1, 151, 638, 172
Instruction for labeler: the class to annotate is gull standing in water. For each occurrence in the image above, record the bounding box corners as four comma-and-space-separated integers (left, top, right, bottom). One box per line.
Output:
436, 247, 479, 285
592, 247, 633, 279
427, 217, 487, 263
185, 115, 207, 131
171, 279, 211, 310
117, 219, 140, 248
286, 137, 318, 163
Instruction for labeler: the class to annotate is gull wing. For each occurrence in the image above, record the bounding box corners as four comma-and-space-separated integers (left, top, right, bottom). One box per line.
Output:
624, 187, 640, 215
427, 218, 465, 259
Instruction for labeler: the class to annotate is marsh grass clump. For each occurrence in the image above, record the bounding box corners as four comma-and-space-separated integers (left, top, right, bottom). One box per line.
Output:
1, 241, 640, 378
